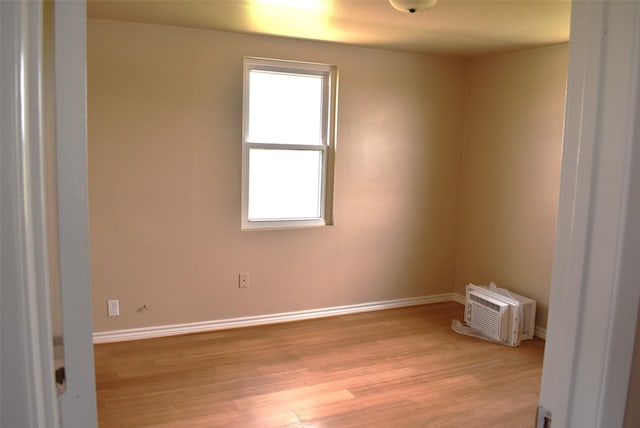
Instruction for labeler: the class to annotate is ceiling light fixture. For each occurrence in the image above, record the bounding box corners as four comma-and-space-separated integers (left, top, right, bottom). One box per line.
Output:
389, 0, 437, 14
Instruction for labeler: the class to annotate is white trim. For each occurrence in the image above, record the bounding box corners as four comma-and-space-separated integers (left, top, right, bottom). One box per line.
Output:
539, 1, 640, 427
535, 327, 547, 341
0, 1, 60, 426
54, 1, 98, 427
452, 292, 466, 305
94, 294, 455, 343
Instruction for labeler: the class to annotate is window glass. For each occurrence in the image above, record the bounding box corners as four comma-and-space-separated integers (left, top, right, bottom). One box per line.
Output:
248, 149, 322, 220
247, 70, 324, 146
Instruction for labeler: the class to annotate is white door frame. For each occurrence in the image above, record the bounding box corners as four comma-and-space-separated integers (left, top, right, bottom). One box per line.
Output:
1, 1, 60, 426
539, 1, 640, 427
0, 0, 97, 426
54, 0, 98, 425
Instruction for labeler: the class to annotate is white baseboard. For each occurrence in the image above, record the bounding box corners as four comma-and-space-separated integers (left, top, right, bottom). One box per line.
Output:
93, 293, 457, 344
452, 292, 466, 305
534, 326, 547, 340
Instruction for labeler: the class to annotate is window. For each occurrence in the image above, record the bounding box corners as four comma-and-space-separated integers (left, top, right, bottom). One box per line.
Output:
242, 57, 337, 230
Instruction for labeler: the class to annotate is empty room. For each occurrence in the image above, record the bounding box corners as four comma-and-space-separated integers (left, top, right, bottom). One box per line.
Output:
87, 0, 569, 426
7, 1, 640, 427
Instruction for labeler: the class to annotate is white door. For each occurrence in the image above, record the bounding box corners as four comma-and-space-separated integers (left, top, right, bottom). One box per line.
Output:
538, 1, 640, 427
0, 0, 97, 426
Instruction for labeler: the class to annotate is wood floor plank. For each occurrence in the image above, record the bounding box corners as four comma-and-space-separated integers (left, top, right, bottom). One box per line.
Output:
95, 302, 544, 427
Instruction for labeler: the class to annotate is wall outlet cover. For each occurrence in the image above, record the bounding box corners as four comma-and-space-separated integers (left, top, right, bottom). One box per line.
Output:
239, 272, 249, 288
107, 299, 120, 317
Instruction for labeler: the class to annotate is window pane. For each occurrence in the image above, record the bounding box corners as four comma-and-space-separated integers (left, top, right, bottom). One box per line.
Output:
248, 149, 323, 220
248, 70, 323, 145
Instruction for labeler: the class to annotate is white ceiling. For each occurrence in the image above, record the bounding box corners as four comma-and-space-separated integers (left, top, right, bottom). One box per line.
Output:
87, 0, 571, 57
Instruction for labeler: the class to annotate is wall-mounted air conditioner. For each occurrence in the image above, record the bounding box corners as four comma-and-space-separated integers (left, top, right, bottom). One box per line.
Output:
464, 284, 536, 346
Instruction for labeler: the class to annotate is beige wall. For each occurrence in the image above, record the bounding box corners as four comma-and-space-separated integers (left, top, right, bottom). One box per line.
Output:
455, 45, 568, 330
88, 19, 467, 332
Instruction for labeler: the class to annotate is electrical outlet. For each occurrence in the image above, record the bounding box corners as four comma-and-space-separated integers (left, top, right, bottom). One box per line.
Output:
107, 299, 120, 317
239, 272, 249, 288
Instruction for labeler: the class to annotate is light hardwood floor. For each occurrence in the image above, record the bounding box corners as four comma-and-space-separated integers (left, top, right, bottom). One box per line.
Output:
94, 302, 544, 427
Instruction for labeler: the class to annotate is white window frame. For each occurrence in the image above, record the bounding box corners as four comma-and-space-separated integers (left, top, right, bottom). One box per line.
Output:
241, 57, 337, 230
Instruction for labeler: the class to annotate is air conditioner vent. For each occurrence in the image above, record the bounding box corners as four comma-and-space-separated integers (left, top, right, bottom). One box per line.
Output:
469, 302, 502, 337
469, 293, 500, 311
